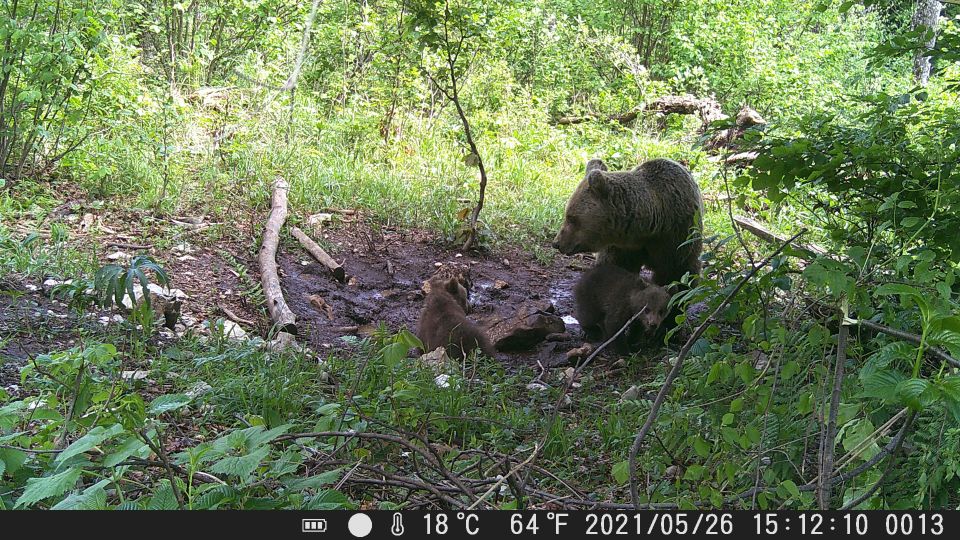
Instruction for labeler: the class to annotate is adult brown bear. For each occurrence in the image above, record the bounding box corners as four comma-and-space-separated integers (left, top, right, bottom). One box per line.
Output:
552, 158, 703, 286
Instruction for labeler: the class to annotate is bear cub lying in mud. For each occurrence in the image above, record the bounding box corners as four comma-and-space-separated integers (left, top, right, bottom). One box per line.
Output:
417, 276, 495, 360
574, 264, 672, 351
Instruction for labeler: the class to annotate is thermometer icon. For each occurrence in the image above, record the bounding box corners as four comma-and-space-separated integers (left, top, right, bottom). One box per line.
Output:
391, 513, 405, 536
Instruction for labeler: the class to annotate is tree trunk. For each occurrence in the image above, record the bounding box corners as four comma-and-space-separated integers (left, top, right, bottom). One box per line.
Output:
911, 0, 942, 86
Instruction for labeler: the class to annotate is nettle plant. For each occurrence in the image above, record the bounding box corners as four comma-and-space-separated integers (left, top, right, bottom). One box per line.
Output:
0, 340, 358, 509
728, 22, 960, 507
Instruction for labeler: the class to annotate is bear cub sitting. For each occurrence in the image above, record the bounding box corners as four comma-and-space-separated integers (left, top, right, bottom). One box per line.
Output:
574, 264, 672, 351
417, 277, 495, 360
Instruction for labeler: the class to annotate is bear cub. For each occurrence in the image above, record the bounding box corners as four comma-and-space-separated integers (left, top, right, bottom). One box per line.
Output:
574, 264, 672, 351
417, 276, 495, 360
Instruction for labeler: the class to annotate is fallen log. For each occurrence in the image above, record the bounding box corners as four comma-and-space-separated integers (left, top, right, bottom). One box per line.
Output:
291, 226, 346, 282
733, 215, 827, 260
555, 109, 639, 126
259, 178, 297, 334
553, 94, 727, 132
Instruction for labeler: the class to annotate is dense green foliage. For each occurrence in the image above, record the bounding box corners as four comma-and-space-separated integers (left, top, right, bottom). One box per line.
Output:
2, 0, 959, 510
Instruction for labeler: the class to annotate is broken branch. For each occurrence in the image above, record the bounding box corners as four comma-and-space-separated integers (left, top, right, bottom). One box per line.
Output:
733, 215, 826, 259
291, 226, 346, 282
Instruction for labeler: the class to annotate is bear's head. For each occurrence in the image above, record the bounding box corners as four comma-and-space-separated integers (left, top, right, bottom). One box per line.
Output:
552, 159, 615, 255
631, 283, 671, 332
433, 277, 469, 313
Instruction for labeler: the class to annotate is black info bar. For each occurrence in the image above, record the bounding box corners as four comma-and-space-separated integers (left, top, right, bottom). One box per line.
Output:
2, 510, 954, 539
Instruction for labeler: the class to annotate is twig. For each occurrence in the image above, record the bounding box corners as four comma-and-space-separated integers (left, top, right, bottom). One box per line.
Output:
219, 304, 256, 326
467, 444, 539, 510
839, 411, 916, 510
851, 318, 960, 369
818, 319, 848, 509
138, 427, 185, 510
105, 241, 153, 250
628, 230, 806, 509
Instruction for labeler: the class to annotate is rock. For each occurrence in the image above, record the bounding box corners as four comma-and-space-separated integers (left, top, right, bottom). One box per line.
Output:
566, 344, 593, 361
186, 381, 213, 399
546, 332, 571, 342
620, 385, 642, 402
526, 381, 549, 392
417, 347, 449, 372
434, 374, 451, 388
266, 331, 299, 352
493, 279, 509, 290
121, 370, 150, 381
485, 301, 566, 352
306, 212, 333, 226
119, 283, 187, 329
42, 278, 71, 294
220, 320, 247, 341
106, 251, 130, 261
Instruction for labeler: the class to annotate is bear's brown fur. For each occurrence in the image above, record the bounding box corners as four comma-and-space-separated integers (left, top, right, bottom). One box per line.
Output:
417, 277, 494, 360
573, 264, 672, 351
553, 158, 703, 286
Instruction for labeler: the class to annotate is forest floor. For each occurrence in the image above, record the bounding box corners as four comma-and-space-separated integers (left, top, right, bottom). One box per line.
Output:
1, 203, 674, 394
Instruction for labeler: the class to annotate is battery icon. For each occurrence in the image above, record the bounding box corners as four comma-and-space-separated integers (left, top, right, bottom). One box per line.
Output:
302, 519, 328, 533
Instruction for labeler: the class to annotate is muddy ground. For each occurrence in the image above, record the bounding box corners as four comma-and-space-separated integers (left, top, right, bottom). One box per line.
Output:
279, 220, 592, 367
1, 212, 663, 394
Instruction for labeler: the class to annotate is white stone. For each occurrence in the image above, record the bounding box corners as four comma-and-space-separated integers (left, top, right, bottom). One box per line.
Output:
186, 381, 213, 399
221, 319, 247, 341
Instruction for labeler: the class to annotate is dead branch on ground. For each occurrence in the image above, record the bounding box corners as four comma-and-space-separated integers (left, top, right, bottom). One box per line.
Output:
291, 226, 346, 282
258, 178, 297, 334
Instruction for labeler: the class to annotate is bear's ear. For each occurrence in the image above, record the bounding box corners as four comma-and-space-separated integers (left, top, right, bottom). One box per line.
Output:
444, 278, 462, 295
586, 170, 609, 197
585, 159, 607, 173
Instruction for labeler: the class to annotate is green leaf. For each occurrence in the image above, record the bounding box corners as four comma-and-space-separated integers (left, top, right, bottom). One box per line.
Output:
305, 489, 354, 510
147, 480, 181, 510
210, 445, 270, 480
51, 479, 110, 510
0, 447, 29, 476
781, 479, 801, 499
15, 468, 82, 508
896, 378, 930, 410
148, 394, 192, 415
284, 468, 344, 491
693, 437, 711, 458
840, 418, 880, 461
612, 460, 629, 485
861, 369, 906, 399
55, 424, 125, 466
380, 342, 409, 368
103, 435, 150, 468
